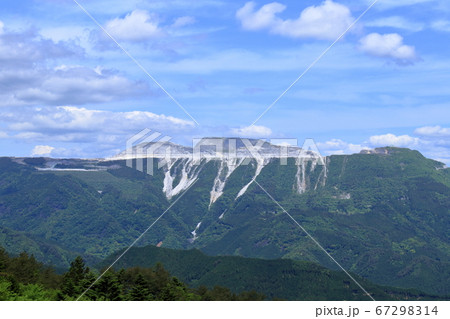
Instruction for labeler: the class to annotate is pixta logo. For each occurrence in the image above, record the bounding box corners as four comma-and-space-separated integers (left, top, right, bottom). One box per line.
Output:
125, 130, 324, 175
125, 129, 173, 176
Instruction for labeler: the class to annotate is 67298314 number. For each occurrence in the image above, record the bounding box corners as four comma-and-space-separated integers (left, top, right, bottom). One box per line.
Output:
375, 306, 438, 316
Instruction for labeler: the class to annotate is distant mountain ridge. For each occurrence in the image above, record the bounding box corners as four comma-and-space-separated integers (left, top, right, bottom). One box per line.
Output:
110, 137, 307, 160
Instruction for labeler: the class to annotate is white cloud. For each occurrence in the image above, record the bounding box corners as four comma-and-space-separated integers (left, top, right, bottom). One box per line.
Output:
231, 125, 272, 137
318, 132, 450, 165
318, 139, 368, 155
0, 21, 4, 34
236, 2, 285, 31
273, 0, 354, 40
359, 33, 418, 65
3, 106, 195, 138
105, 10, 162, 41
0, 65, 148, 107
414, 126, 450, 137
0, 29, 81, 66
236, 0, 354, 40
1, 105, 197, 158
369, 133, 420, 147
172, 16, 196, 28
0, 27, 147, 106
365, 16, 424, 32
431, 20, 450, 32
31, 145, 54, 156
318, 125, 450, 165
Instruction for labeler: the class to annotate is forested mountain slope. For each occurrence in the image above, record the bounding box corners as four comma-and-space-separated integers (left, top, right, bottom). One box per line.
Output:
0, 145, 448, 295
101, 245, 449, 301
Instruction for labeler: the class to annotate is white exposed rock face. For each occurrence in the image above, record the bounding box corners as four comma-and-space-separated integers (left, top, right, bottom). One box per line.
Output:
218, 209, 227, 219
210, 158, 245, 206
114, 138, 329, 201
162, 158, 203, 200
295, 158, 307, 194
339, 193, 351, 200
190, 222, 202, 242
295, 157, 328, 194
159, 155, 329, 202
235, 158, 269, 199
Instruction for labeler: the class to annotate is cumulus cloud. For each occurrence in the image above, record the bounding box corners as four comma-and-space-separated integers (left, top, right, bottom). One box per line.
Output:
318, 139, 368, 155
104, 10, 162, 41
236, 0, 354, 40
369, 133, 420, 147
319, 128, 450, 165
0, 25, 150, 106
368, 130, 450, 165
31, 145, 54, 156
2, 106, 195, 138
0, 65, 149, 107
231, 125, 272, 137
236, 2, 285, 31
414, 126, 450, 137
359, 33, 418, 65
1, 106, 197, 157
0, 28, 82, 67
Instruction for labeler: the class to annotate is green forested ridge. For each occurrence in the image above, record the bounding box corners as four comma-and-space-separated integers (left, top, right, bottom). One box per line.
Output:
0, 247, 265, 301
0, 147, 448, 296
0, 246, 446, 301
100, 244, 448, 301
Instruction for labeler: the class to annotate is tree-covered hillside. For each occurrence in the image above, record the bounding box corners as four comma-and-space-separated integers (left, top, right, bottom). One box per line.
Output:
0, 146, 448, 295
0, 247, 265, 301
1, 245, 446, 301
100, 244, 448, 301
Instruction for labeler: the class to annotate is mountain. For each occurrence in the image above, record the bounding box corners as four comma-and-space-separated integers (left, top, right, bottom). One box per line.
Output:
111, 138, 306, 160
0, 139, 448, 296
99, 244, 447, 301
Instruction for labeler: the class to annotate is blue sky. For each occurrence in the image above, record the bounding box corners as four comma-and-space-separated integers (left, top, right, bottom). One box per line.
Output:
0, 0, 449, 164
